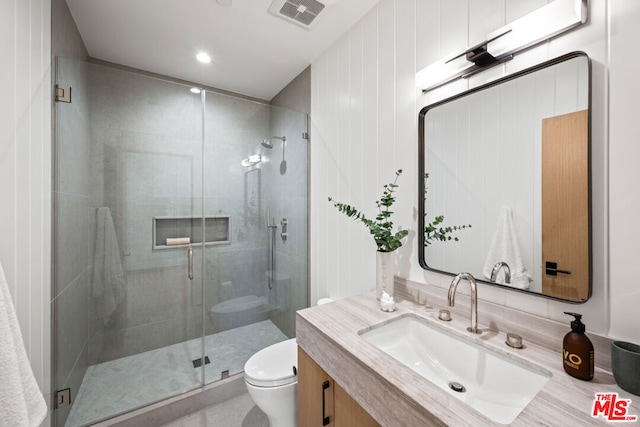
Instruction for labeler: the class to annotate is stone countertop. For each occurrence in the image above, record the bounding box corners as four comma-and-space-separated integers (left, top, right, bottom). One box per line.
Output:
296, 293, 639, 426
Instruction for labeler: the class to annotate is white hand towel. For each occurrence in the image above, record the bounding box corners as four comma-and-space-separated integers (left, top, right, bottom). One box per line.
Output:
92, 207, 126, 325
0, 262, 48, 426
482, 206, 532, 290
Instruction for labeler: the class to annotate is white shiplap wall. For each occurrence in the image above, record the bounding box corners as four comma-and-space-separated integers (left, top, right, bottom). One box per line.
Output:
311, 0, 617, 338
0, 0, 52, 422
311, 0, 418, 304
609, 0, 640, 342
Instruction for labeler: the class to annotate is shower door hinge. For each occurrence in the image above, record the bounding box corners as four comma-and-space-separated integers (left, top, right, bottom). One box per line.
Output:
55, 85, 71, 103
54, 388, 71, 409
302, 132, 309, 140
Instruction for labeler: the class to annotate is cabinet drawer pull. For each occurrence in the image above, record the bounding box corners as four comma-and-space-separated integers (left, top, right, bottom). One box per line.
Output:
322, 380, 330, 426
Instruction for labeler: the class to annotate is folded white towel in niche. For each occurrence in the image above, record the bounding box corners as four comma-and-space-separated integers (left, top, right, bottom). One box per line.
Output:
482, 206, 532, 290
0, 261, 48, 427
92, 207, 126, 326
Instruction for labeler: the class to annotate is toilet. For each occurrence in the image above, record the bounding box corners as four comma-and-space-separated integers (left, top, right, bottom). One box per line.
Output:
245, 338, 298, 427
244, 297, 333, 426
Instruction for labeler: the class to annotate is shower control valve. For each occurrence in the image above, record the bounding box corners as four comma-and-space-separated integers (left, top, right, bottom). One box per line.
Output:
281, 218, 288, 241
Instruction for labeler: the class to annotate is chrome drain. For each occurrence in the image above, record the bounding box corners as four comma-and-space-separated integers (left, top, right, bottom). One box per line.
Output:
448, 381, 466, 393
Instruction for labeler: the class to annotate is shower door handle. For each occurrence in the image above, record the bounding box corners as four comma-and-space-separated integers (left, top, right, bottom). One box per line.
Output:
188, 247, 193, 280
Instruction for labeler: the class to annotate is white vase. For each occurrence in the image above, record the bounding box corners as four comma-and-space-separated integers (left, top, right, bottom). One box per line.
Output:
376, 251, 395, 300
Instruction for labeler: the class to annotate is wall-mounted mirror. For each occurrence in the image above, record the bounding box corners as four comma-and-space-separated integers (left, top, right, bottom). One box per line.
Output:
418, 52, 591, 303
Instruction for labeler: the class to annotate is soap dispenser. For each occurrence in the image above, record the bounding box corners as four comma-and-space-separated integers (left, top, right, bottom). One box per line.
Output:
562, 312, 594, 381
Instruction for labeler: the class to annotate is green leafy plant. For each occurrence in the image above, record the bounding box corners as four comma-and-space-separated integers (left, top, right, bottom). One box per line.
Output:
423, 173, 471, 246
328, 169, 409, 253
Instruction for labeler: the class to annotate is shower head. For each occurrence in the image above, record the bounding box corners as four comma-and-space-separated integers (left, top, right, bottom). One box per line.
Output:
261, 136, 286, 149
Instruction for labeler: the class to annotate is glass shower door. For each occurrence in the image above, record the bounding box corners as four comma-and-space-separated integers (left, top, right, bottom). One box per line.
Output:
53, 57, 207, 426
202, 92, 309, 385
53, 57, 310, 426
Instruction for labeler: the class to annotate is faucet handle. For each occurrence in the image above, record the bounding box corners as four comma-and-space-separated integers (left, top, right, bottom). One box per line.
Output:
506, 332, 523, 349
438, 309, 452, 321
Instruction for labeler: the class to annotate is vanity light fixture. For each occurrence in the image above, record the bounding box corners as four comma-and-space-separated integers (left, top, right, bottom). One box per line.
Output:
190, 87, 201, 94
196, 52, 211, 64
416, 0, 587, 92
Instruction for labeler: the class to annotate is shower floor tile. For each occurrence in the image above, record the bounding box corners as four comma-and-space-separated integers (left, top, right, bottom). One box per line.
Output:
66, 320, 288, 427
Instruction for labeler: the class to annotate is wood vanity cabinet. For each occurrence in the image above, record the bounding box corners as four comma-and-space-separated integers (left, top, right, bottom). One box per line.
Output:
298, 347, 380, 427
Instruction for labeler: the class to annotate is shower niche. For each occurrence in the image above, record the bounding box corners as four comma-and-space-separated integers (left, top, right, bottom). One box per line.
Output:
153, 216, 231, 249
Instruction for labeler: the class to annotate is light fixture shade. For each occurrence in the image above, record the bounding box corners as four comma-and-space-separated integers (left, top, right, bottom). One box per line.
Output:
416, 0, 587, 92
486, 0, 587, 59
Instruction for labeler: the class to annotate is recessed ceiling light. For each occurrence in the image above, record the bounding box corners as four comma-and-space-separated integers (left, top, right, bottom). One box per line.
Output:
190, 87, 201, 94
196, 52, 211, 64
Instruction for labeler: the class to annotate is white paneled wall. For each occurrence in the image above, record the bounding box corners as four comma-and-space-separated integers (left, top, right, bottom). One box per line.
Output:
311, 0, 616, 337
609, 0, 640, 343
0, 0, 52, 421
311, 0, 418, 304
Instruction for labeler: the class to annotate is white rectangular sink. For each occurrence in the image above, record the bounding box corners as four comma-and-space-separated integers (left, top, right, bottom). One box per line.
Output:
360, 315, 551, 424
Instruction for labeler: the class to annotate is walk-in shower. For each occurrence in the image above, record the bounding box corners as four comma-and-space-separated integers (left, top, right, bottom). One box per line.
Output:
53, 57, 308, 426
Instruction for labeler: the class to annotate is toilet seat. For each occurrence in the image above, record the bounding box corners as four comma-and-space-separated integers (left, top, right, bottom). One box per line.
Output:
244, 338, 297, 387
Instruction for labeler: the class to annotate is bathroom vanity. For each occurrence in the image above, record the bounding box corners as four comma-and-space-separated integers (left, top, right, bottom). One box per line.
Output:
296, 283, 636, 426
298, 348, 380, 427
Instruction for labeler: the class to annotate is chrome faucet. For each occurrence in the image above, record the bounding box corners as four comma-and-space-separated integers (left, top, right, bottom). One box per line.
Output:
448, 272, 481, 334
490, 261, 511, 284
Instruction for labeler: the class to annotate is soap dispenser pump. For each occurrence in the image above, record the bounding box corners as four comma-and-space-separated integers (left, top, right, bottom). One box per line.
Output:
562, 312, 594, 381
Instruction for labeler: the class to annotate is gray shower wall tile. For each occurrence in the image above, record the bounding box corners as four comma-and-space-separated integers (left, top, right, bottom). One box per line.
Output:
55, 58, 91, 196
89, 66, 202, 142
55, 104, 90, 195
205, 92, 270, 140
55, 267, 89, 391
54, 192, 91, 296
204, 148, 247, 199
119, 131, 202, 198
124, 267, 196, 327
54, 192, 74, 294
213, 247, 268, 296
92, 309, 204, 363
201, 197, 265, 252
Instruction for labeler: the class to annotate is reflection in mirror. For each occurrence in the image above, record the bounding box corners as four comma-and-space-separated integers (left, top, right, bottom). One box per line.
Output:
418, 52, 591, 303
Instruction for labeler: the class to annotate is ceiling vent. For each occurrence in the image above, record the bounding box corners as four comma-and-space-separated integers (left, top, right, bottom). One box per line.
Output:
268, 0, 331, 30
